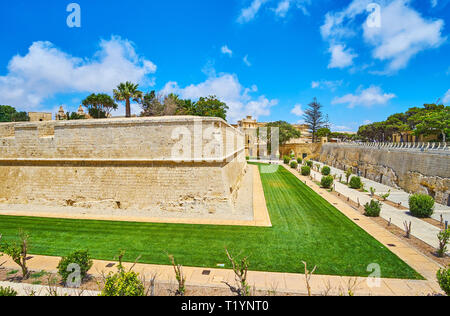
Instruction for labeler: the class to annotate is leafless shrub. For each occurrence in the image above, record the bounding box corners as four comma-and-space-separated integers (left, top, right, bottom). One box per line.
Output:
404, 221, 412, 238
168, 254, 186, 296
302, 261, 317, 297
225, 248, 250, 296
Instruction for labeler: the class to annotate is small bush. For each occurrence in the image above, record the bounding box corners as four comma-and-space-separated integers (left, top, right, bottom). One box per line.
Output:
321, 176, 334, 189
306, 160, 313, 168
301, 166, 311, 176
437, 229, 450, 258
321, 166, 331, 176
290, 161, 298, 169
381, 190, 391, 201
57, 250, 93, 285
283, 156, 290, 164
297, 158, 302, 164
364, 200, 382, 217
349, 176, 363, 190
437, 266, 450, 296
0, 286, 17, 296
409, 194, 434, 218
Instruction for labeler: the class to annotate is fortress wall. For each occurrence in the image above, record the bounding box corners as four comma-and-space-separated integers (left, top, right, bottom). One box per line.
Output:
319, 144, 450, 205
0, 116, 247, 213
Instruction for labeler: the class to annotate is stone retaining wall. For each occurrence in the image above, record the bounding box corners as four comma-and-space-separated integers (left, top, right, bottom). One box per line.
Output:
0, 116, 247, 214
319, 143, 450, 205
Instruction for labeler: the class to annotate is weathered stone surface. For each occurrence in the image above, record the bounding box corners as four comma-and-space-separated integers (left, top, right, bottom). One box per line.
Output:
0, 116, 247, 215
319, 144, 450, 205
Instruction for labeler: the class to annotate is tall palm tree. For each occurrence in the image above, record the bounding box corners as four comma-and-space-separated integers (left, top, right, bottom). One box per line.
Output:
113, 82, 143, 118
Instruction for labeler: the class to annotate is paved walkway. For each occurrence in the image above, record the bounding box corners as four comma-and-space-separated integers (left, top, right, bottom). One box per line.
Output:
308, 161, 447, 250
0, 164, 445, 296
0, 280, 99, 296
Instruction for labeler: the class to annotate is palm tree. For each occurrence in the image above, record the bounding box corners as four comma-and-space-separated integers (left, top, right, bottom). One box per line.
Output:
113, 82, 143, 118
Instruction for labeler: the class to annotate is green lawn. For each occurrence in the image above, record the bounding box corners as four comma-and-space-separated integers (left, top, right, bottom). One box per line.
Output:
0, 163, 422, 279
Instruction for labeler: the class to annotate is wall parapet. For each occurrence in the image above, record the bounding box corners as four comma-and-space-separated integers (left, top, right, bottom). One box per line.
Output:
324, 142, 450, 156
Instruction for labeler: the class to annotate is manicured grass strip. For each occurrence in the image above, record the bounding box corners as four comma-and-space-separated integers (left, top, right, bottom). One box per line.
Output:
0, 163, 422, 279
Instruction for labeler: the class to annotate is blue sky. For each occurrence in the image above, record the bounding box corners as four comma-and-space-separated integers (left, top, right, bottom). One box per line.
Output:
0, 0, 449, 131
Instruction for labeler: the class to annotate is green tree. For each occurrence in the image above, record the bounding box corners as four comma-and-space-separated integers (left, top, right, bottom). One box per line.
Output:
414, 107, 450, 142
0, 105, 29, 122
82, 93, 118, 119
113, 82, 143, 118
303, 98, 329, 143
316, 128, 331, 139
193, 96, 228, 120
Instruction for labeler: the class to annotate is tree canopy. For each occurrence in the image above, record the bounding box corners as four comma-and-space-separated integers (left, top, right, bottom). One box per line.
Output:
357, 104, 449, 142
113, 82, 143, 118
0, 105, 29, 122
140, 92, 229, 121
82, 93, 118, 119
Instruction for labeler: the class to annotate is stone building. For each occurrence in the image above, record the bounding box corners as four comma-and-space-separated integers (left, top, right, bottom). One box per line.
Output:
28, 112, 52, 122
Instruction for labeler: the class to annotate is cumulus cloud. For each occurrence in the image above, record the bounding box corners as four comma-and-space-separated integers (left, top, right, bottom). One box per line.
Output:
321, 0, 446, 73
221, 45, 233, 57
161, 73, 278, 123
291, 104, 304, 116
0, 36, 156, 110
274, 0, 291, 17
332, 85, 396, 108
328, 44, 358, 69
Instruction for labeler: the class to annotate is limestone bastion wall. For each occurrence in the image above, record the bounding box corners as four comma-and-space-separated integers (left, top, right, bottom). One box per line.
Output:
319, 144, 450, 206
0, 116, 247, 214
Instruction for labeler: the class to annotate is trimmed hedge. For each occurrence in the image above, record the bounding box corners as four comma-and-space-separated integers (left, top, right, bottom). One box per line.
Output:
364, 200, 382, 217
297, 158, 303, 164
409, 194, 434, 218
57, 250, 93, 285
290, 161, 298, 169
301, 166, 311, 176
349, 176, 363, 189
321, 166, 331, 176
283, 156, 291, 164
437, 267, 450, 296
321, 176, 334, 189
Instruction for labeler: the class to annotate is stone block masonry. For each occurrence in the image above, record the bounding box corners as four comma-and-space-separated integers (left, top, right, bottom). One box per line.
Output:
0, 116, 247, 215
319, 143, 450, 205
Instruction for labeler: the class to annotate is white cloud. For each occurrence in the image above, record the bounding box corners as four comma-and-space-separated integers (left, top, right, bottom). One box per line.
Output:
311, 79, 343, 91
274, 0, 291, 17
221, 45, 233, 57
237, 0, 268, 23
0, 36, 156, 111
238, 0, 310, 23
321, 0, 446, 73
243, 55, 252, 67
161, 73, 278, 123
431, 0, 438, 8
328, 44, 357, 69
443, 89, 450, 105
291, 104, 304, 116
332, 85, 396, 108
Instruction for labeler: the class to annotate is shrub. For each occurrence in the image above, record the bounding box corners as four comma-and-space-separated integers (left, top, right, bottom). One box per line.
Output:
290, 161, 298, 169
349, 176, 363, 190
306, 160, 313, 168
301, 166, 311, 176
101, 252, 145, 297
321, 166, 331, 176
297, 158, 302, 164
0, 230, 30, 279
381, 190, 391, 201
0, 286, 17, 296
321, 176, 334, 189
437, 266, 450, 296
57, 250, 93, 285
409, 194, 434, 218
345, 169, 353, 184
364, 200, 382, 217
283, 156, 290, 164
437, 229, 450, 258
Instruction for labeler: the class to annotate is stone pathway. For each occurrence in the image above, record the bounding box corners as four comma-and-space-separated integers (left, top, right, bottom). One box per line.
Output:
0, 280, 99, 296
308, 161, 447, 250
